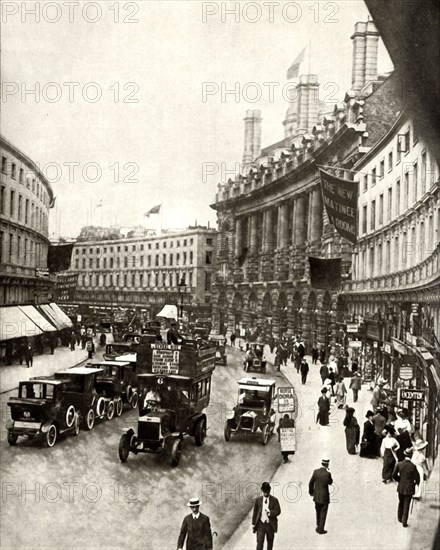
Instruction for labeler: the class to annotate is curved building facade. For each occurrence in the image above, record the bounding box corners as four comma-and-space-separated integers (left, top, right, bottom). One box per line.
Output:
0, 135, 54, 305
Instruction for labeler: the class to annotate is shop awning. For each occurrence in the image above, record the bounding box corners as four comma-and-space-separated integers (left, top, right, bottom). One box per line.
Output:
18, 305, 57, 333
37, 304, 65, 331
156, 304, 178, 321
0, 306, 44, 341
48, 303, 73, 329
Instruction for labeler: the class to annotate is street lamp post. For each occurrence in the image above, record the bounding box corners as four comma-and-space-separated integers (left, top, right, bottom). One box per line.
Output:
178, 276, 186, 323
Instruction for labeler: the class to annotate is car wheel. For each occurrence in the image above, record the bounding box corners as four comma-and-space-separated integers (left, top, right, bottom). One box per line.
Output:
45, 424, 57, 448
96, 397, 105, 417
262, 424, 270, 446
118, 434, 130, 463
73, 414, 80, 436
65, 405, 75, 428
85, 408, 95, 430
115, 398, 123, 417
195, 418, 206, 446
224, 421, 232, 442
126, 385, 133, 403
106, 400, 115, 421
7, 431, 18, 446
130, 392, 139, 410
170, 439, 182, 467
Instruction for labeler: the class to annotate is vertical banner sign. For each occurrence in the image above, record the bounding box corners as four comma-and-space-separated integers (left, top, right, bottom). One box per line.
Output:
319, 168, 359, 244
278, 387, 296, 413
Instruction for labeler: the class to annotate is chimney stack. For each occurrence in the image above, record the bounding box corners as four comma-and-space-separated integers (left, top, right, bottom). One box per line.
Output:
351, 21, 379, 92
242, 110, 262, 170
295, 74, 320, 135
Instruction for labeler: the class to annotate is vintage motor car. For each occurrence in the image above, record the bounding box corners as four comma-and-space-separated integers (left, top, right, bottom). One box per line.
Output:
224, 377, 276, 445
54, 367, 111, 429
118, 339, 216, 466
208, 334, 227, 365
87, 360, 139, 415
243, 343, 267, 373
7, 379, 80, 447
103, 341, 136, 361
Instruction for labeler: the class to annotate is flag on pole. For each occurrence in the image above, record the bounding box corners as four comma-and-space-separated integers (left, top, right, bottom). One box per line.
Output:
286, 46, 307, 79
145, 204, 162, 216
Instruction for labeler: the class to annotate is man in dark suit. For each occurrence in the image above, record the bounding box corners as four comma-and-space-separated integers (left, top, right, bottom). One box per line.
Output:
309, 458, 333, 534
177, 497, 212, 550
393, 448, 421, 527
252, 482, 281, 550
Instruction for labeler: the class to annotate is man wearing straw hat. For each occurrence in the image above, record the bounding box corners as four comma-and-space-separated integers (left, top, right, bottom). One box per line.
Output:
177, 497, 213, 550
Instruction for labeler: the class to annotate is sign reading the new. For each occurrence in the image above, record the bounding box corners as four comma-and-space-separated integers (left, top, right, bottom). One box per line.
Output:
319, 168, 358, 244
151, 343, 180, 374
398, 388, 425, 402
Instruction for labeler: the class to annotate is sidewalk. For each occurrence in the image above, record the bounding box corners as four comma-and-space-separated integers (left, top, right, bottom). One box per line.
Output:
0, 344, 92, 394
224, 346, 423, 550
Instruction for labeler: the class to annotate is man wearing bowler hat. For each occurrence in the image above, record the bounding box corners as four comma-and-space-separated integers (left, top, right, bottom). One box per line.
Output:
393, 448, 420, 527
177, 497, 213, 550
309, 457, 333, 534
252, 482, 281, 550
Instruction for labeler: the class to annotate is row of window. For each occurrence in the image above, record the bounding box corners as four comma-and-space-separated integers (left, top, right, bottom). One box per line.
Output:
0, 230, 46, 268
1, 155, 50, 207
73, 250, 213, 269
360, 164, 438, 235
77, 270, 204, 289
0, 186, 49, 233
74, 236, 214, 256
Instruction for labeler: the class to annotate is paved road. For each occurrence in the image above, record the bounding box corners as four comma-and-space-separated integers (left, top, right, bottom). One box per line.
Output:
0, 346, 291, 550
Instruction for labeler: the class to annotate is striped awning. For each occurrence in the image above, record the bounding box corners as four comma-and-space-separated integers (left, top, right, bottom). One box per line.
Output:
0, 306, 44, 341
18, 305, 57, 333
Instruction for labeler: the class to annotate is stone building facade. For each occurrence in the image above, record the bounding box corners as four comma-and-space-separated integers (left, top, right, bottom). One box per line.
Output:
64, 227, 217, 322
211, 20, 403, 351
0, 135, 54, 305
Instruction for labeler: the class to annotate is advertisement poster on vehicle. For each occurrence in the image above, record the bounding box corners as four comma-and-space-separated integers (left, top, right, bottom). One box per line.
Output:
152, 344, 180, 374
280, 427, 296, 452
278, 387, 295, 413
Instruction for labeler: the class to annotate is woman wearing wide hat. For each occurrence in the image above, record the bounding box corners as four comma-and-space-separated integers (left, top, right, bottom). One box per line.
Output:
343, 407, 360, 455
360, 411, 378, 458
411, 439, 429, 499
380, 425, 400, 483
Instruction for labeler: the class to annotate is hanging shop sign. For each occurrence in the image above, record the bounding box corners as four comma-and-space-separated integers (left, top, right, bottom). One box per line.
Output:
348, 340, 362, 348
395, 355, 418, 380
398, 388, 425, 402
383, 342, 392, 355
391, 338, 407, 355
346, 323, 359, 333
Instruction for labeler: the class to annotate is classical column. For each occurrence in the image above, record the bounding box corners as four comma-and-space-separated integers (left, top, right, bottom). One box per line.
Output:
235, 217, 243, 257
309, 188, 323, 242
293, 195, 307, 245
279, 203, 289, 249
264, 208, 274, 252
248, 213, 258, 254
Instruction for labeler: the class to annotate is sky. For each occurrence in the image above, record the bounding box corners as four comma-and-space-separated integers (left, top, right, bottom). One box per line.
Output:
1, 0, 392, 239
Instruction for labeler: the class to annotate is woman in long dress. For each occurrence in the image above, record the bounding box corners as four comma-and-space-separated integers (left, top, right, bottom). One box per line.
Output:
335, 377, 347, 409
360, 410, 378, 458
343, 407, 360, 454
380, 425, 400, 482
317, 388, 330, 426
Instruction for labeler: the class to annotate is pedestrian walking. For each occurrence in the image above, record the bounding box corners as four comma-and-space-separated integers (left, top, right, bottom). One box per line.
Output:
19, 339, 28, 365
380, 425, 400, 483
319, 346, 326, 364
86, 339, 94, 360
311, 345, 319, 365
410, 439, 428, 499
328, 368, 336, 396
300, 359, 309, 385
393, 448, 421, 527
335, 377, 347, 408
319, 363, 329, 385
317, 388, 330, 426
349, 372, 362, 402
373, 407, 387, 455
251, 482, 281, 550
308, 457, 333, 535
177, 497, 213, 550
49, 333, 56, 355
277, 414, 295, 463
230, 333, 236, 347
370, 379, 387, 412
343, 407, 360, 455
360, 411, 378, 458
395, 408, 414, 461
25, 343, 33, 368
70, 331, 76, 351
